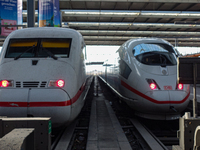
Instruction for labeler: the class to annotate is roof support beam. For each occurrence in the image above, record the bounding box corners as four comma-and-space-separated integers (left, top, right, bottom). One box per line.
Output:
22, 10, 200, 19
78, 30, 200, 36
63, 22, 200, 28
22, 0, 200, 3
61, 10, 200, 19
83, 36, 200, 41
85, 41, 200, 46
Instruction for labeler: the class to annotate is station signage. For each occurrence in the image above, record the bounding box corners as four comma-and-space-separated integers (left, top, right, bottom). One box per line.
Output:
53, 0, 61, 27
38, 0, 61, 27
0, 0, 22, 36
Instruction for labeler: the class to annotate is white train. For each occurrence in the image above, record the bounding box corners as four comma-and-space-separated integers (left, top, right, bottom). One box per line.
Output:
99, 38, 190, 120
0, 27, 90, 128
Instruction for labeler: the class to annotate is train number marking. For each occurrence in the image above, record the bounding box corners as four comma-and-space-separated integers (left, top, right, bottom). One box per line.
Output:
164, 86, 172, 90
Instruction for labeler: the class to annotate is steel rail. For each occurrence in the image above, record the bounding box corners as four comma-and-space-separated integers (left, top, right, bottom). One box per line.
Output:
129, 118, 169, 150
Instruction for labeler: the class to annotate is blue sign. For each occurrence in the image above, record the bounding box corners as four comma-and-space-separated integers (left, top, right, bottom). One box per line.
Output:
53, 0, 61, 27
38, 0, 54, 27
0, 0, 18, 36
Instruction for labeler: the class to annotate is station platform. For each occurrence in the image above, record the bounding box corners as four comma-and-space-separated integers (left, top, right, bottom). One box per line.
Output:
86, 77, 132, 150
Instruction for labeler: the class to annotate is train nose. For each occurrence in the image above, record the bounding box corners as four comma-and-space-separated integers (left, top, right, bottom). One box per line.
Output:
143, 90, 190, 114
0, 88, 73, 128
28, 89, 72, 127
0, 89, 29, 117
168, 90, 190, 112
0, 59, 78, 127
169, 106, 177, 112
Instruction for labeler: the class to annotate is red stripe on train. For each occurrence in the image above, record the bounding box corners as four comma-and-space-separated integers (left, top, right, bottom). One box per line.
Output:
121, 80, 190, 104
0, 83, 85, 107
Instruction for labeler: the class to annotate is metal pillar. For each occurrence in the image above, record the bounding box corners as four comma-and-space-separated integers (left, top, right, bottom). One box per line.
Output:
27, 0, 35, 27
193, 63, 198, 118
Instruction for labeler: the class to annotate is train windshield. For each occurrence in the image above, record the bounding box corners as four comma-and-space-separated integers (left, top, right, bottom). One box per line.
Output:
5, 38, 72, 59
133, 43, 177, 66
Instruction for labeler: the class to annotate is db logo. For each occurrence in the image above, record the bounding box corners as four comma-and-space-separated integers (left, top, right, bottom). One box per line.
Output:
164, 86, 172, 90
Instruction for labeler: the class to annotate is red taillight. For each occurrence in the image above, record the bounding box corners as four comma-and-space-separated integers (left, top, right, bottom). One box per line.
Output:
178, 84, 183, 90
56, 80, 65, 88
0, 80, 10, 87
150, 83, 157, 90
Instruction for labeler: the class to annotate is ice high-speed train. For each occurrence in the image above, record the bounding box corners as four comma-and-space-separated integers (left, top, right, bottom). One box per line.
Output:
99, 38, 190, 120
0, 27, 91, 128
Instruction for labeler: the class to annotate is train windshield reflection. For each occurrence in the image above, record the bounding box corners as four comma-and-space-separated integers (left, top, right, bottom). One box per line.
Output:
5, 38, 72, 59
133, 43, 177, 66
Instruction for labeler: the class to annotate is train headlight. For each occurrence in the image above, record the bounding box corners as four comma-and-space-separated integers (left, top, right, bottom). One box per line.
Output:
48, 79, 65, 88
150, 83, 157, 90
0, 80, 13, 87
146, 79, 160, 90
177, 83, 183, 90
56, 80, 65, 88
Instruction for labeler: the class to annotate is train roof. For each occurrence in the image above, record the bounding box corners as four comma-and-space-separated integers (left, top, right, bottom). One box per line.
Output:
124, 38, 173, 48
5, 27, 83, 39
2, 27, 85, 53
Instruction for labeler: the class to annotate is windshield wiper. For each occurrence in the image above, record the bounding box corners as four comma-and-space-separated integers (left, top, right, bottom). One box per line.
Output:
14, 45, 35, 60
42, 48, 58, 60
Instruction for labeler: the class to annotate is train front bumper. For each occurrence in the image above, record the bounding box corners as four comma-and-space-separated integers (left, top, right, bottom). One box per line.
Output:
143, 90, 190, 113
0, 88, 72, 128
130, 90, 190, 120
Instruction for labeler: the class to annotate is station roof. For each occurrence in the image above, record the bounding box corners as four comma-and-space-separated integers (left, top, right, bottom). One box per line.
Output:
1, 0, 200, 47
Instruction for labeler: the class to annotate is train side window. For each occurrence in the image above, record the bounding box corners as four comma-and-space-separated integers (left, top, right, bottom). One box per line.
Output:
119, 59, 132, 79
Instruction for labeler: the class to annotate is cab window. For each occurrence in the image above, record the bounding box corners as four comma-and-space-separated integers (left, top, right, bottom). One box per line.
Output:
5, 38, 72, 58
133, 43, 177, 66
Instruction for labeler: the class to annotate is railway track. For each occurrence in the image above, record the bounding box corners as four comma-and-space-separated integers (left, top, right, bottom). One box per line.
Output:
98, 76, 180, 150
51, 75, 191, 150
